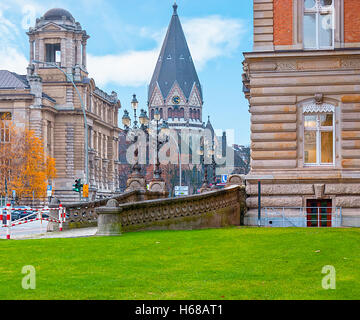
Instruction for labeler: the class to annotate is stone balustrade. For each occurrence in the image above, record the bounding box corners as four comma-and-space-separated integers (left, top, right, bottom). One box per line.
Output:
96, 185, 246, 236
48, 190, 166, 231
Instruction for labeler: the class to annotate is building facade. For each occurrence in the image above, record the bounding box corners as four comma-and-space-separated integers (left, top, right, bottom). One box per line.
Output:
0, 8, 121, 203
243, 0, 360, 226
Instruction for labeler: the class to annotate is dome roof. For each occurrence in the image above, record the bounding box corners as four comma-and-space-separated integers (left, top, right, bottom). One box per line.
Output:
43, 8, 74, 21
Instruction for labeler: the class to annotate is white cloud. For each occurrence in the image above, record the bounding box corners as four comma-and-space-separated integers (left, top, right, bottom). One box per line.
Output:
0, 5, 28, 73
88, 15, 246, 88
184, 15, 246, 69
0, 48, 28, 73
88, 49, 159, 87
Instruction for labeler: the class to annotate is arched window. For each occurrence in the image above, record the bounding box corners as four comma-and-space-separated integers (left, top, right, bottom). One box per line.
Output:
190, 108, 193, 119
151, 109, 155, 120
197, 109, 200, 120
303, 102, 335, 165
160, 108, 163, 119
168, 108, 172, 119
180, 108, 184, 118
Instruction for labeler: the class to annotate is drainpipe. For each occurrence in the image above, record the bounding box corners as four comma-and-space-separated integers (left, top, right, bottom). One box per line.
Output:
258, 180, 261, 227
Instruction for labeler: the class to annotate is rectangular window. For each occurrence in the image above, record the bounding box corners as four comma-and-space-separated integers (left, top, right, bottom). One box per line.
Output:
304, 113, 334, 165
46, 44, 61, 64
0, 112, 12, 143
303, 0, 334, 50
306, 199, 332, 227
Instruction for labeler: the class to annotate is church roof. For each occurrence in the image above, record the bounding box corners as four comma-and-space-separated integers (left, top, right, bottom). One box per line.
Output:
0, 70, 29, 89
148, 3, 203, 103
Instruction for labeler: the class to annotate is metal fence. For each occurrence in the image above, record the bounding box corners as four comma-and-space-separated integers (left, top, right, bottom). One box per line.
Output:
261, 207, 342, 228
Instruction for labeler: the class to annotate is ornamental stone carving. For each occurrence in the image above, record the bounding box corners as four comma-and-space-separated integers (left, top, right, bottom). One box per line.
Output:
314, 184, 325, 199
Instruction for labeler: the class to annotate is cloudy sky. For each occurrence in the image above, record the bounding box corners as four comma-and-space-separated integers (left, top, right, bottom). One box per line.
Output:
0, 0, 253, 145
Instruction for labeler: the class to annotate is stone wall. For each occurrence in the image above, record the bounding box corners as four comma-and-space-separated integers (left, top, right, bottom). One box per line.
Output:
47, 190, 167, 231
96, 186, 246, 236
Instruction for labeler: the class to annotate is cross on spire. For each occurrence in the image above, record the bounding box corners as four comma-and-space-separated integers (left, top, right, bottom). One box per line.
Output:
173, 1, 178, 15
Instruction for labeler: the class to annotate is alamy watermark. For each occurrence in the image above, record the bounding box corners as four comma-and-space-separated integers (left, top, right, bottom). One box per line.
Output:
124, 127, 235, 172
21, 265, 36, 290
322, 265, 336, 290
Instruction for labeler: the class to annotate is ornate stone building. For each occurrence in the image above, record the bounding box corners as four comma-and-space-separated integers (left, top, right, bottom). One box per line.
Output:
243, 0, 360, 226
0, 8, 121, 202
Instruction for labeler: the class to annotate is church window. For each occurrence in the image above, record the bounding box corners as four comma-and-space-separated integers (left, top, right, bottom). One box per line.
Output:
168, 108, 173, 119
151, 109, 155, 120
303, 0, 334, 50
303, 104, 334, 165
180, 108, 184, 118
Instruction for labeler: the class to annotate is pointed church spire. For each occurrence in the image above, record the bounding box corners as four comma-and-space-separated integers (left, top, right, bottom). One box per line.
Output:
148, 2, 203, 103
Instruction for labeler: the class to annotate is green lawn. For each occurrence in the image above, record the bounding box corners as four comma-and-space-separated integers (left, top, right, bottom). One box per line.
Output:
0, 227, 359, 300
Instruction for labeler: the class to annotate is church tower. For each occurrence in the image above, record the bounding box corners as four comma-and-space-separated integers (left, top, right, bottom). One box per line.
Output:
148, 3, 204, 129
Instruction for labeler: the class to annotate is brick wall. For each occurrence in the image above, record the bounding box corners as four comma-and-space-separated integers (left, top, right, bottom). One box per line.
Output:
273, 0, 293, 46
344, 0, 360, 43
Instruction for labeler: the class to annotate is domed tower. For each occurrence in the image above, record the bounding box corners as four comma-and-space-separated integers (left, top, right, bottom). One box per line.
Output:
27, 8, 90, 80
23, 8, 121, 203
148, 3, 204, 130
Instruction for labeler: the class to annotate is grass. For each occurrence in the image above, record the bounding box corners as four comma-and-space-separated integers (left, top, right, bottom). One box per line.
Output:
0, 227, 359, 300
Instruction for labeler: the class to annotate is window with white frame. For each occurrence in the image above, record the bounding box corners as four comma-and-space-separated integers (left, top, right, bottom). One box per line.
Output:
0, 112, 12, 143
303, 0, 334, 49
303, 104, 335, 165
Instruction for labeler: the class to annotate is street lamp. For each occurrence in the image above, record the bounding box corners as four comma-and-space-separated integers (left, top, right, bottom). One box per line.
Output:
197, 145, 209, 190
131, 94, 139, 129
32, 60, 89, 188
122, 110, 131, 130
122, 96, 150, 178
153, 108, 163, 181
139, 109, 150, 130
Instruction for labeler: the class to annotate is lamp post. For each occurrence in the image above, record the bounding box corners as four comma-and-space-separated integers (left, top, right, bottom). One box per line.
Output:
131, 94, 139, 129
32, 60, 89, 187
198, 145, 209, 190
122, 95, 150, 178
153, 108, 162, 181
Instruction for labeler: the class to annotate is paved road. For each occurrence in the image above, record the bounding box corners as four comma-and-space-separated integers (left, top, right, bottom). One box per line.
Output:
0, 220, 49, 239
0, 221, 97, 240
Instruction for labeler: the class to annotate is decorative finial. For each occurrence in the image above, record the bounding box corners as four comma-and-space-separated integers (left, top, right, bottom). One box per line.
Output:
173, 1, 178, 15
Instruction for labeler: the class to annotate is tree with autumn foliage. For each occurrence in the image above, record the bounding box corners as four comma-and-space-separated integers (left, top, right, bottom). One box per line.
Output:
0, 116, 56, 201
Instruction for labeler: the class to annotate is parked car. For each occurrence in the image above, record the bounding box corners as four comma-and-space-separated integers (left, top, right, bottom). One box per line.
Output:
12, 206, 32, 221
40, 210, 50, 219
0, 206, 21, 222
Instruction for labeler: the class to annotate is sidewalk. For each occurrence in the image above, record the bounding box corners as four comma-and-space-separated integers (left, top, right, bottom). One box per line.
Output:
13, 227, 98, 240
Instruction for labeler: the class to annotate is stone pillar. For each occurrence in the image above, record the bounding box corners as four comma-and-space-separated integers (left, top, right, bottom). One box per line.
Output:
76, 40, 82, 67
82, 41, 87, 69
39, 39, 45, 63
61, 38, 67, 67
34, 39, 39, 61
28, 74, 42, 107
29, 40, 34, 63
